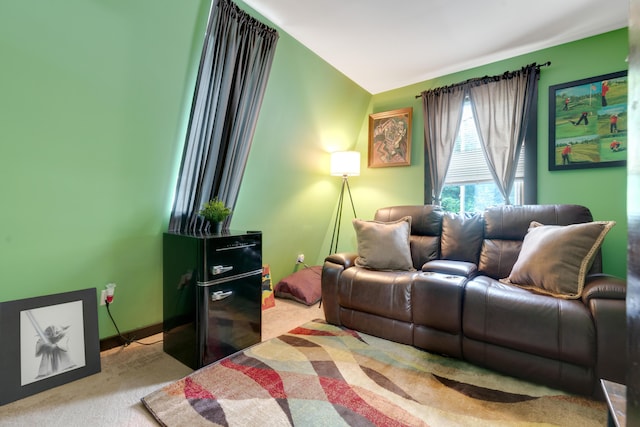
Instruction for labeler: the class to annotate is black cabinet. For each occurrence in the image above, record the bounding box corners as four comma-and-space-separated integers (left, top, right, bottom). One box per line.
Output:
162, 230, 262, 369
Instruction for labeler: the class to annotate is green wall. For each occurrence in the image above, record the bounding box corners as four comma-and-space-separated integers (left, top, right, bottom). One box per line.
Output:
0, 0, 627, 340
0, 0, 369, 339
344, 28, 629, 279
0, 0, 213, 338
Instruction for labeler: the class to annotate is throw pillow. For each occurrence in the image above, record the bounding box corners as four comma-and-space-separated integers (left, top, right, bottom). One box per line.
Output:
501, 220, 615, 299
353, 216, 414, 271
274, 265, 322, 305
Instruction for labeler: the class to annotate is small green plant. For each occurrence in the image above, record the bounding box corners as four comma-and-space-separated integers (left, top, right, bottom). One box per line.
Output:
199, 198, 232, 222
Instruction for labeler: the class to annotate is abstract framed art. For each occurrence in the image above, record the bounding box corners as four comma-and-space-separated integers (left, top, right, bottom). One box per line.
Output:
0, 288, 100, 405
368, 107, 412, 168
548, 70, 627, 171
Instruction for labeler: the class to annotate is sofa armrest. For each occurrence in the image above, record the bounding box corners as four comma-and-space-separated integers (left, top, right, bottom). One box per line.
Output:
325, 252, 358, 269
581, 274, 627, 305
422, 260, 478, 278
581, 274, 627, 385
321, 253, 357, 325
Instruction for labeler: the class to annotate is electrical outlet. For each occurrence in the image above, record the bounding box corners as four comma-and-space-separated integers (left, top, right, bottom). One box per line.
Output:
296, 254, 305, 263
100, 283, 116, 305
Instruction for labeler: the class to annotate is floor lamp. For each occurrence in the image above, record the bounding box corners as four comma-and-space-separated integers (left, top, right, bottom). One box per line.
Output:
329, 151, 360, 254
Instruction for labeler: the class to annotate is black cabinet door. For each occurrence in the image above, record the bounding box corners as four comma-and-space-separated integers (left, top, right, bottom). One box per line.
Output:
163, 230, 262, 369
197, 272, 261, 366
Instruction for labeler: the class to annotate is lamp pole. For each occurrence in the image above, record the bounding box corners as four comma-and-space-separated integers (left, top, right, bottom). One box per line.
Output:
329, 174, 357, 254
328, 150, 360, 254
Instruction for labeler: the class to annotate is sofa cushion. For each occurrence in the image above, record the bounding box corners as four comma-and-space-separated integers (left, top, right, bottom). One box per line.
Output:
463, 276, 596, 367
501, 220, 615, 299
337, 267, 415, 323
441, 212, 484, 263
375, 205, 444, 268
353, 216, 414, 271
478, 204, 601, 279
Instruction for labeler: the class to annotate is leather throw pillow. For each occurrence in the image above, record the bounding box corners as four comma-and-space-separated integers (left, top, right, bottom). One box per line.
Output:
352, 216, 414, 271
501, 220, 615, 299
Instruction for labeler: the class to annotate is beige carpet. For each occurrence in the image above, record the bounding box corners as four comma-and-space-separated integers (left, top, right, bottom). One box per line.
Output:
0, 298, 322, 427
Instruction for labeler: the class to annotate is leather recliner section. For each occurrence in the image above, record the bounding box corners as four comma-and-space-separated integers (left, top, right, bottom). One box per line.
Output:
463, 276, 596, 367
412, 272, 466, 357
337, 267, 415, 323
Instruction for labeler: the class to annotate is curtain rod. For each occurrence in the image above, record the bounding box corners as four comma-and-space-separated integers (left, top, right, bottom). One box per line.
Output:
414, 61, 551, 99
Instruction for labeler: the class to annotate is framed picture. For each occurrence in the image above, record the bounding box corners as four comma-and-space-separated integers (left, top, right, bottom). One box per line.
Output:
0, 288, 100, 405
368, 107, 412, 168
548, 70, 627, 171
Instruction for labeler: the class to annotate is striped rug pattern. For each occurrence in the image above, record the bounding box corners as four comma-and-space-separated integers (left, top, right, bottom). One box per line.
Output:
142, 320, 605, 426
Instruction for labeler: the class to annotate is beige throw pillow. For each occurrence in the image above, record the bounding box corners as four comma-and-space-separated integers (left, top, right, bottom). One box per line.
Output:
353, 216, 414, 271
501, 220, 615, 299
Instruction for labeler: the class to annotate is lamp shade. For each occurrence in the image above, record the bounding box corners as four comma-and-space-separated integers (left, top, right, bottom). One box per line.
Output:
330, 151, 360, 177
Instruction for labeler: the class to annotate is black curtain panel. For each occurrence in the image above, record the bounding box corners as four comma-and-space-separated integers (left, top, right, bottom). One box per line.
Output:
169, 0, 279, 233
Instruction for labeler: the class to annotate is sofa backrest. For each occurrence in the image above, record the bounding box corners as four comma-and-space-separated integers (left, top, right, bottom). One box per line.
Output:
375, 205, 444, 269
375, 204, 602, 278
478, 204, 601, 279
440, 212, 484, 264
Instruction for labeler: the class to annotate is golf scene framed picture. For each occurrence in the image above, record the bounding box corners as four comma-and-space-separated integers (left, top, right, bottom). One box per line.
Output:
548, 70, 627, 171
549, 71, 628, 171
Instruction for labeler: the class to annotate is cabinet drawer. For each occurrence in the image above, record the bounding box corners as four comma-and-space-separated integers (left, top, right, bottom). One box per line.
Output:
202, 234, 261, 282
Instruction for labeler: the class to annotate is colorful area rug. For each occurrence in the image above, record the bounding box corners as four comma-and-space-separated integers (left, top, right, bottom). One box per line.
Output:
142, 320, 605, 426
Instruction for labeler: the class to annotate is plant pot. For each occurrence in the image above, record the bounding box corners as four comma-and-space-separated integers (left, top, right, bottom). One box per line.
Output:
209, 221, 223, 234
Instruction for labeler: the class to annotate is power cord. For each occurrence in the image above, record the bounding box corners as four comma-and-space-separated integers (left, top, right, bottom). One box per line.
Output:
105, 301, 162, 347
296, 261, 321, 276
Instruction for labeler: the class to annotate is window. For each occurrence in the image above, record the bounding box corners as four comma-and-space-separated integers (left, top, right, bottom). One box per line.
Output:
441, 99, 524, 214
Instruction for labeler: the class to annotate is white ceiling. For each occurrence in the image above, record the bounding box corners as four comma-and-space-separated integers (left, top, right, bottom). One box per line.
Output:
243, 0, 629, 94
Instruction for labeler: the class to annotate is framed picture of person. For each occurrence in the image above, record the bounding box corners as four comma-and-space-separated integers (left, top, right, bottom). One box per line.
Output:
0, 288, 100, 405
368, 107, 412, 168
548, 70, 627, 171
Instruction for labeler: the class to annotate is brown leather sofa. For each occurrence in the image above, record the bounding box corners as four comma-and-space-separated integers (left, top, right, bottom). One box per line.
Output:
321, 204, 626, 397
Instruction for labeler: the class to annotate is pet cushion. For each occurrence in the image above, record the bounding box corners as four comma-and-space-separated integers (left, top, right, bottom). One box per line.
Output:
501, 220, 615, 299
274, 265, 322, 305
353, 216, 414, 271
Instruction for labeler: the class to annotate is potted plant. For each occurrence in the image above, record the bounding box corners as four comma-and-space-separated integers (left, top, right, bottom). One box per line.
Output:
199, 198, 232, 234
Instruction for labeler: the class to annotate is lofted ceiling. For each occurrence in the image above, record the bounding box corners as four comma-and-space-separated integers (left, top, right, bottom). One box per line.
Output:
243, 0, 629, 94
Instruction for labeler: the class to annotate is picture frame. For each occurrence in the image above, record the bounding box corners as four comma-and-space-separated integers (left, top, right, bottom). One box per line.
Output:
0, 288, 101, 405
548, 70, 627, 171
368, 107, 412, 168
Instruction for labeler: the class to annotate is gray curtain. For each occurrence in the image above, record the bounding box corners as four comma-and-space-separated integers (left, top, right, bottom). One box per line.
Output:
420, 63, 541, 206
467, 65, 539, 204
169, 0, 278, 233
421, 85, 466, 204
